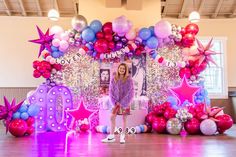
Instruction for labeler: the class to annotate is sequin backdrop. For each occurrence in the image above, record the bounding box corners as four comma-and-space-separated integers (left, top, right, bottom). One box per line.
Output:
147, 45, 183, 104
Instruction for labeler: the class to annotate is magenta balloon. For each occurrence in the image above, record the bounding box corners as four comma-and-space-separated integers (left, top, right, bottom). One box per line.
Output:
154, 20, 172, 38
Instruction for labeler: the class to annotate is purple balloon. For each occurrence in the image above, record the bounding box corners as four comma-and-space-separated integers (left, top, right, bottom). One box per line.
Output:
112, 16, 132, 37
154, 20, 172, 38
121, 37, 128, 44
113, 35, 120, 42
115, 41, 123, 49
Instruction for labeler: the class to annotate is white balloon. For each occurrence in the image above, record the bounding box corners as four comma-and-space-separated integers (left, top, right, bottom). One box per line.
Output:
49, 25, 64, 36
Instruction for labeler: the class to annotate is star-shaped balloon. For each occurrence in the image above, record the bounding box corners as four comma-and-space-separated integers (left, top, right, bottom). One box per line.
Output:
66, 100, 96, 122
170, 76, 201, 107
194, 38, 220, 66
0, 96, 24, 133
201, 105, 224, 121
29, 26, 54, 58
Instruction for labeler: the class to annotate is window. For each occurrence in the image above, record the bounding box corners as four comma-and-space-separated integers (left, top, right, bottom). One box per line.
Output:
199, 37, 228, 99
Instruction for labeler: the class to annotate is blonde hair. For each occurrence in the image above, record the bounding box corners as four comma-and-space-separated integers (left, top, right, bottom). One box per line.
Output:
114, 63, 129, 82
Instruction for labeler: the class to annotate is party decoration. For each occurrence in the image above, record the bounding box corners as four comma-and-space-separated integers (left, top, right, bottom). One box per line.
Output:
154, 20, 172, 38
8, 119, 28, 137
184, 118, 200, 134
176, 108, 192, 123
71, 15, 88, 32
200, 119, 217, 135
216, 114, 233, 134
170, 76, 201, 106
29, 26, 54, 57
185, 23, 199, 35
66, 100, 96, 122
194, 38, 220, 65
152, 117, 167, 133
166, 118, 183, 135
0, 97, 24, 133
112, 15, 132, 37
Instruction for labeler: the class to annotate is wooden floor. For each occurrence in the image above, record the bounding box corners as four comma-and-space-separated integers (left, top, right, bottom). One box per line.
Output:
1, 125, 236, 157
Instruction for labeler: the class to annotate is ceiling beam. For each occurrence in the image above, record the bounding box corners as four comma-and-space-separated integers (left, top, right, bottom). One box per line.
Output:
178, 0, 188, 18
73, 0, 79, 15
198, 0, 205, 14
35, 0, 43, 16
54, 0, 59, 11
229, 3, 236, 17
2, 0, 11, 16
162, 0, 169, 18
18, 0, 27, 16
211, 0, 223, 18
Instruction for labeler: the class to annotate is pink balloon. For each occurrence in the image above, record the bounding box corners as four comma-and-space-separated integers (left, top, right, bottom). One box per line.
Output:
59, 40, 69, 51
125, 29, 136, 40
50, 58, 56, 64
154, 20, 172, 38
52, 38, 60, 47
112, 16, 132, 37
200, 119, 217, 135
46, 56, 52, 62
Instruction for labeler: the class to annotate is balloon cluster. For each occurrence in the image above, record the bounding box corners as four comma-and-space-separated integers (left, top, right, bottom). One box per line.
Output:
10, 102, 39, 136
194, 88, 210, 105
32, 60, 62, 79
0, 97, 40, 137
75, 118, 90, 132
50, 26, 70, 56
144, 99, 233, 136
12, 102, 40, 120
181, 23, 199, 47
176, 108, 193, 122
179, 60, 208, 79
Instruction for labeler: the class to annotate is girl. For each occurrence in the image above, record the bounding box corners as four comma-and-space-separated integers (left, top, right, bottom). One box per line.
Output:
101, 63, 134, 144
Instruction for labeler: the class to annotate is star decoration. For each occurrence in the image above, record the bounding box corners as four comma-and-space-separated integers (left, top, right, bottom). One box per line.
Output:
170, 76, 201, 107
29, 26, 54, 58
0, 96, 24, 133
201, 105, 224, 122
194, 38, 220, 66
66, 100, 96, 121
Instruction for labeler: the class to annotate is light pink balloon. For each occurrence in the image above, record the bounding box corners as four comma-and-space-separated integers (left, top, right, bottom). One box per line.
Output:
50, 58, 56, 64
154, 20, 172, 38
60, 32, 69, 41
112, 16, 132, 37
125, 29, 136, 40
46, 56, 52, 62
200, 119, 217, 136
59, 40, 69, 51
52, 38, 60, 47
49, 25, 64, 37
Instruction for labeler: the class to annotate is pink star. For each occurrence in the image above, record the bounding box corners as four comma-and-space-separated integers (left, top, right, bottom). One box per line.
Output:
0, 96, 24, 133
66, 101, 96, 121
194, 38, 220, 66
29, 26, 54, 58
170, 76, 201, 106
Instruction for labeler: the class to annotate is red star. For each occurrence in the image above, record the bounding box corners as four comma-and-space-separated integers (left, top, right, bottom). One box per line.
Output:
29, 26, 54, 58
170, 76, 201, 106
66, 101, 96, 121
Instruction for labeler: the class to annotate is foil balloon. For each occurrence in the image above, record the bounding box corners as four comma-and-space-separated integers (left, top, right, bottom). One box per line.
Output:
166, 118, 183, 135
71, 15, 88, 32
